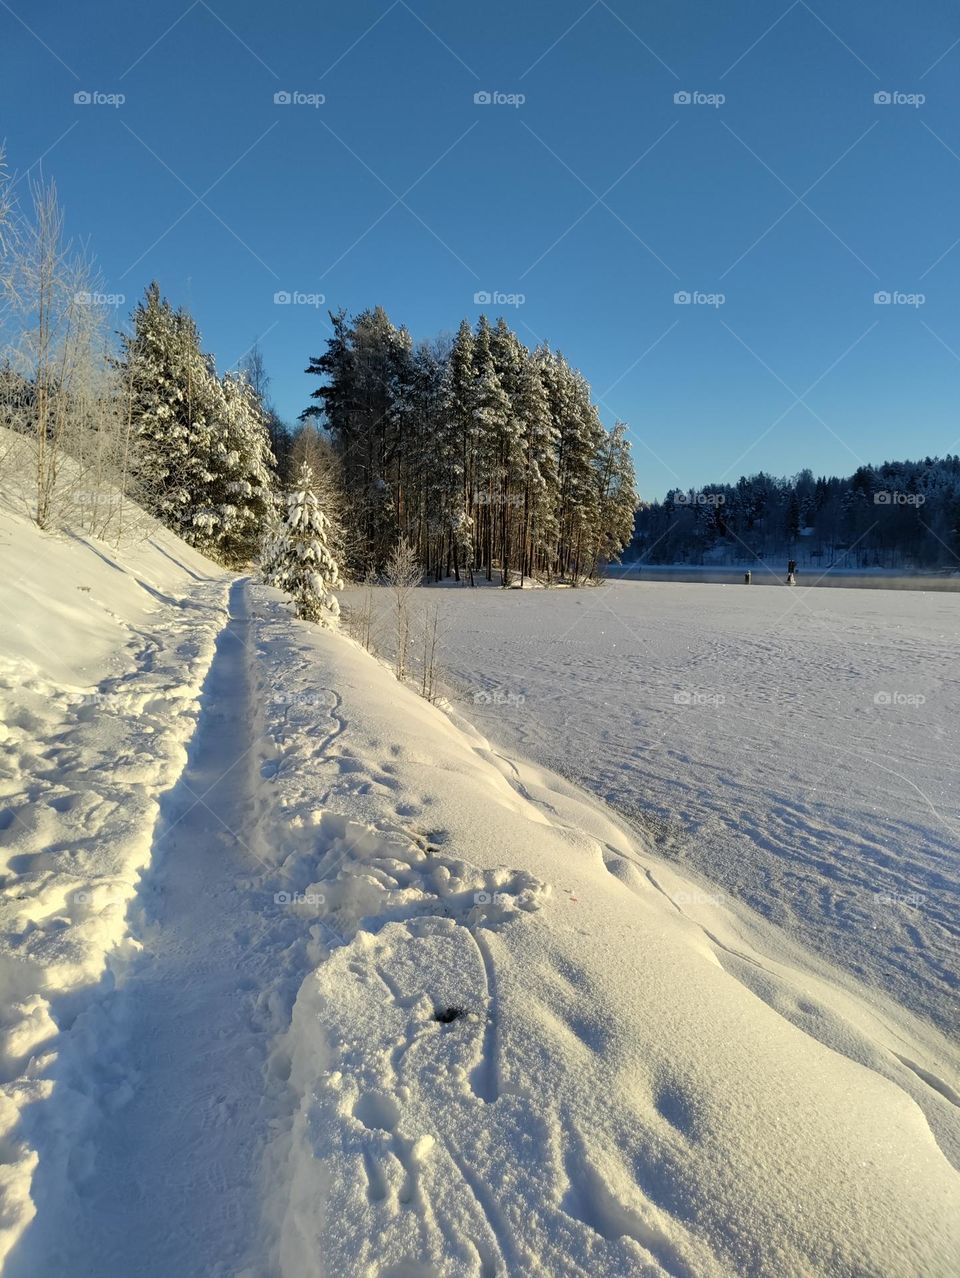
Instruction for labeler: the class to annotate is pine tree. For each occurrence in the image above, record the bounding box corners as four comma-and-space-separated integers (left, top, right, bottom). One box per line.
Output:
287, 421, 349, 566
489, 319, 526, 583
471, 316, 512, 579
120, 283, 218, 540
412, 339, 457, 580
303, 306, 407, 569
590, 422, 638, 575
258, 490, 285, 588
444, 319, 477, 580
516, 347, 559, 582
269, 461, 343, 625
202, 371, 276, 568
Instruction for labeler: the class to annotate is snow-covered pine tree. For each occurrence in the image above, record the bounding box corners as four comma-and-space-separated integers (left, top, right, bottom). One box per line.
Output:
444, 319, 478, 581
270, 461, 343, 625
287, 422, 349, 568
120, 283, 218, 542
197, 371, 276, 568
471, 316, 512, 580
258, 492, 284, 587
589, 422, 639, 576
545, 355, 604, 580
304, 306, 408, 570
412, 339, 457, 580
516, 346, 559, 582
489, 319, 526, 584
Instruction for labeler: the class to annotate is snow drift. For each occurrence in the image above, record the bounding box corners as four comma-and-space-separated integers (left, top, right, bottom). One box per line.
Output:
251, 593, 960, 1277
0, 478, 958, 1276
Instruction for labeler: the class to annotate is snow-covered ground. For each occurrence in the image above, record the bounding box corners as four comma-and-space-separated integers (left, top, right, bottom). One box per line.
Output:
369, 579, 960, 1039
0, 499, 230, 1262
2, 503, 959, 1276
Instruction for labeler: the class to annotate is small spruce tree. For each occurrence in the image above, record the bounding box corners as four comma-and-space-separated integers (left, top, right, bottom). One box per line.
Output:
269, 461, 342, 625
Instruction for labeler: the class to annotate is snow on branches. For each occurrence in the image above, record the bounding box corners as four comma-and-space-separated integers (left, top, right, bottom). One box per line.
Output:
267, 461, 343, 625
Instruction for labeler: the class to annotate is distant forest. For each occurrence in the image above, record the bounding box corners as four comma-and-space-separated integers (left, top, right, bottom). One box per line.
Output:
632, 457, 960, 569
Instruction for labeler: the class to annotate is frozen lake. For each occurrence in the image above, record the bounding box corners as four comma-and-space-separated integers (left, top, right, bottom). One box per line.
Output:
618, 564, 960, 591
352, 578, 960, 1033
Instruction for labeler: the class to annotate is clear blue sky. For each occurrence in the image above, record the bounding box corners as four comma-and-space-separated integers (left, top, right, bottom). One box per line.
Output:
3, 0, 960, 498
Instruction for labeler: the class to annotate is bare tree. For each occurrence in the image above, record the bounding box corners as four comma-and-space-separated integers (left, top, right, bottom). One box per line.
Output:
418, 601, 443, 702
348, 566, 380, 651
0, 171, 150, 544
0, 147, 13, 287
384, 537, 421, 680
240, 339, 269, 403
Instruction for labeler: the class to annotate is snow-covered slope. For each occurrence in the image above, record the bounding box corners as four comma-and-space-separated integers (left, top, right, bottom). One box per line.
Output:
1, 501, 959, 1276
0, 497, 230, 1262
249, 591, 960, 1278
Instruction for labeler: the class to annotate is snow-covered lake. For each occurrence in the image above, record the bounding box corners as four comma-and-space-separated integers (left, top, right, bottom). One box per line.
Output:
354, 578, 960, 1034
619, 564, 960, 590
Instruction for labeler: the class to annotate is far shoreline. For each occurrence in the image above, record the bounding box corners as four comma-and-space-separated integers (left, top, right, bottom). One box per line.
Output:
613, 563, 960, 592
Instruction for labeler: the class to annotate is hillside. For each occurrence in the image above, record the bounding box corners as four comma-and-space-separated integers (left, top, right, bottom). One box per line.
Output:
1, 495, 958, 1276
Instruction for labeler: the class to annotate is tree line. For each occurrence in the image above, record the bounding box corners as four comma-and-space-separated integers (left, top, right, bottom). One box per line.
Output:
0, 160, 637, 587
303, 307, 638, 584
633, 460, 960, 569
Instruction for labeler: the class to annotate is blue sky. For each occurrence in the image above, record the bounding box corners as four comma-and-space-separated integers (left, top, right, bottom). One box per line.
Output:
3, 0, 960, 498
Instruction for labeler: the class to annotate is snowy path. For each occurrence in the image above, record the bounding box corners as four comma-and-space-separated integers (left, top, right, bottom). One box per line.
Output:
4, 571, 959, 1277
5, 581, 295, 1277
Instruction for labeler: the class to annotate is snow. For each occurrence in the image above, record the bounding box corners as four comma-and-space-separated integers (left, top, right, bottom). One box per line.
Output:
385, 578, 960, 1039
250, 588, 960, 1278
2, 502, 959, 1276
0, 496, 230, 1263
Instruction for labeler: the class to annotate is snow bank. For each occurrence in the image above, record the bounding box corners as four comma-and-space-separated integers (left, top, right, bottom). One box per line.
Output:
0, 497, 229, 1262
2, 486, 958, 1276
250, 589, 960, 1278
